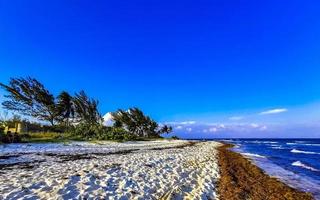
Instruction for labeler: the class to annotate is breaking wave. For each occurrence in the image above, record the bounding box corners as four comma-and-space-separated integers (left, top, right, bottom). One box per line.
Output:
242, 153, 266, 158
292, 161, 320, 172
291, 149, 320, 155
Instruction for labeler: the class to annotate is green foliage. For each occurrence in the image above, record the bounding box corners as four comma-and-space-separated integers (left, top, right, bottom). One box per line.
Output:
0, 77, 171, 143
73, 91, 102, 125
20, 126, 136, 142
171, 136, 180, 140
0, 77, 102, 127
56, 91, 74, 126
108, 127, 136, 140
20, 132, 66, 143
67, 123, 102, 139
112, 108, 158, 137
111, 108, 172, 138
0, 77, 58, 125
67, 124, 136, 141
158, 125, 173, 134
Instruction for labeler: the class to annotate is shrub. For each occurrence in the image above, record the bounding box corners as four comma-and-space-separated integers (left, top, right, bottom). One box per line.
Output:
68, 123, 104, 140
107, 127, 127, 140
123, 133, 137, 140
1, 131, 21, 143
111, 132, 137, 141
0, 128, 4, 142
26, 122, 68, 133
171, 136, 180, 140
67, 123, 136, 141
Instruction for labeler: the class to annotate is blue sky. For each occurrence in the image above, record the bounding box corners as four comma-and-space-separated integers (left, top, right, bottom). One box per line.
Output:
1, 0, 320, 137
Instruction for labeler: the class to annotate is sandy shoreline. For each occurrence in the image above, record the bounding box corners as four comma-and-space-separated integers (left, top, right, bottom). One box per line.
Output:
0, 140, 220, 199
0, 141, 315, 200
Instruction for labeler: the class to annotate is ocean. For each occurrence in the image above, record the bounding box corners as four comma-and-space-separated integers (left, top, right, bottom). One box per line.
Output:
222, 139, 320, 199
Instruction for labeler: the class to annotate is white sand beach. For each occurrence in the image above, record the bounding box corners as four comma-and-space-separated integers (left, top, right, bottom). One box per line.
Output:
0, 140, 221, 200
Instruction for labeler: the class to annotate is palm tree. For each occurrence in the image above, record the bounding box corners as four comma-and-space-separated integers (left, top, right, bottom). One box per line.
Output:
73, 91, 102, 125
159, 125, 173, 134
112, 108, 166, 138
57, 91, 74, 126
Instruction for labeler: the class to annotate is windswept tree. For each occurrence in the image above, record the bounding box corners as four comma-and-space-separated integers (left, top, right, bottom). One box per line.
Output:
111, 108, 172, 137
73, 91, 102, 125
0, 77, 58, 125
158, 125, 173, 134
56, 91, 74, 126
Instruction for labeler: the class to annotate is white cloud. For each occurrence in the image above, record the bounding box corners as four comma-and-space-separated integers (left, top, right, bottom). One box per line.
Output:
209, 127, 218, 132
229, 116, 244, 121
260, 125, 268, 131
168, 120, 270, 134
166, 121, 196, 125
103, 112, 114, 127
250, 123, 259, 128
180, 121, 196, 125
176, 125, 183, 129
206, 123, 267, 133
259, 108, 288, 115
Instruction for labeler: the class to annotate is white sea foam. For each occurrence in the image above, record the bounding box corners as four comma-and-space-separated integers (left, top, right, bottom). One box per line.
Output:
250, 141, 278, 144
241, 153, 266, 158
286, 143, 298, 145
286, 143, 320, 147
271, 146, 285, 149
249, 141, 261, 144
302, 144, 320, 147
291, 149, 320, 155
249, 141, 279, 144
263, 141, 278, 144
221, 139, 233, 142
292, 161, 320, 172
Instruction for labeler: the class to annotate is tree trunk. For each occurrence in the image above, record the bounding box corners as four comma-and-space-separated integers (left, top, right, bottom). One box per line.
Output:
50, 119, 55, 126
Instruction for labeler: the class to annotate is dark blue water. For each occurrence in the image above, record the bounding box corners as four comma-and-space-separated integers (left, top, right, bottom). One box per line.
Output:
222, 139, 320, 199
